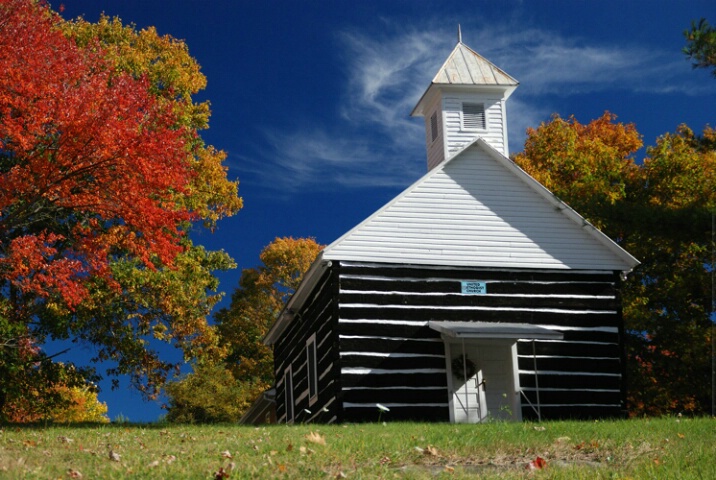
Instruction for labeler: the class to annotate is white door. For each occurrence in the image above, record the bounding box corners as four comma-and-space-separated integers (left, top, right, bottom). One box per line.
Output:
451, 354, 488, 422
448, 341, 520, 423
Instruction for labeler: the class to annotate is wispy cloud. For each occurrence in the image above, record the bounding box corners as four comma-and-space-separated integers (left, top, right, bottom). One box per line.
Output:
246, 21, 712, 193
479, 26, 707, 97
337, 27, 450, 142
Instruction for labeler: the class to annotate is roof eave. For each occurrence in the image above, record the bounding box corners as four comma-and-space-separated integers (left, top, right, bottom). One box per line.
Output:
263, 252, 330, 345
411, 82, 518, 118
469, 137, 640, 273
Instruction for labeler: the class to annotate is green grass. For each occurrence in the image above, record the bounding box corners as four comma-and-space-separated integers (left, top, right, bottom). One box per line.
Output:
0, 417, 714, 478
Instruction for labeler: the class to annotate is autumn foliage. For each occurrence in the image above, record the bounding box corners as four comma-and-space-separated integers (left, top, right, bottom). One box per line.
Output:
1, 0, 192, 303
218, 237, 323, 384
515, 113, 716, 416
0, 0, 240, 419
516, 112, 642, 228
3, 384, 109, 424
166, 237, 323, 423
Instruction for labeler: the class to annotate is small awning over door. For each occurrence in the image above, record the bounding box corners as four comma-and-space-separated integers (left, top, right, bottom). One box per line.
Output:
430, 321, 563, 422
429, 321, 564, 340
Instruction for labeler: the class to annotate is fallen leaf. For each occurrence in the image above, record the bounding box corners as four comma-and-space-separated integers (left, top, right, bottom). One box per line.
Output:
147, 460, 160, 468
108, 450, 121, 462
335, 472, 347, 479
677, 433, 685, 439
444, 466, 455, 474
286, 443, 293, 452
425, 445, 439, 456
526, 456, 547, 470
214, 467, 230, 479
533, 426, 546, 431
67, 468, 82, 478
305, 431, 326, 445
58, 436, 74, 444
221, 450, 233, 459
379, 456, 391, 465
277, 464, 287, 473
164, 454, 177, 464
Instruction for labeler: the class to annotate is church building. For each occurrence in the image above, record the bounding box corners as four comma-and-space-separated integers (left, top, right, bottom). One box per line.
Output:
261, 35, 639, 424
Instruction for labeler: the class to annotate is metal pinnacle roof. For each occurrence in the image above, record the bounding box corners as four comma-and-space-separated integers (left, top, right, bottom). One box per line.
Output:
432, 42, 518, 86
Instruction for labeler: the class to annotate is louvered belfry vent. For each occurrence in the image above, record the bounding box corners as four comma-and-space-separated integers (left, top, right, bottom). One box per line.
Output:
462, 103, 485, 130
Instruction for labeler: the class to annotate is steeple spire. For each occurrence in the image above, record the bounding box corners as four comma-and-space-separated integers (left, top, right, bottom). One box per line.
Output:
411, 37, 519, 170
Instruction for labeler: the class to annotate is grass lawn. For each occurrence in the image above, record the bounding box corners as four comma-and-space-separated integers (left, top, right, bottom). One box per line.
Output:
0, 417, 714, 478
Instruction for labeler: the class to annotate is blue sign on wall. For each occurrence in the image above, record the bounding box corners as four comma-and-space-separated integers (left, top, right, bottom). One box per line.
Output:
461, 281, 487, 295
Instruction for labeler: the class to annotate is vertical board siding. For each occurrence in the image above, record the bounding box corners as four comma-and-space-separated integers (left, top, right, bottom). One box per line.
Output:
274, 268, 339, 424
335, 261, 624, 422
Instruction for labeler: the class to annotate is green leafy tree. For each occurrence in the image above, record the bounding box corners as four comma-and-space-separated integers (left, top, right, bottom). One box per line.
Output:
166, 237, 323, 423
164, 363, 247, 423
514, 114, 715, 415
684, 18, 716, 77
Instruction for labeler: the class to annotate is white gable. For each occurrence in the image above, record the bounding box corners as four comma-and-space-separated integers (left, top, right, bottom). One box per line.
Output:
323, 141, 638, 272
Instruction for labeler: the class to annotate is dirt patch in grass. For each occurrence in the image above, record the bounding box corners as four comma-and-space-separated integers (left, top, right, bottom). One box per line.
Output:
386, 434, 655, 478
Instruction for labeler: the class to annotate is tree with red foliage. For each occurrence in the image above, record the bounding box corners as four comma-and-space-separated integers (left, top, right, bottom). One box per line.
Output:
0, 0, 240, 418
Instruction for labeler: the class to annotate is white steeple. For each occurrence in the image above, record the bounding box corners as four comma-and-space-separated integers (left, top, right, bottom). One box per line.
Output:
411, 36, 518, 171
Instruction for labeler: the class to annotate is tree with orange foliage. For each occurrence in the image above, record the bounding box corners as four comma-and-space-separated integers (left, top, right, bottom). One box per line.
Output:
0, 0, 240, 419
515, 114, 716, 416
217, 237, 323, 385
3, 382, 109, 424
516, 112, 643, 230
166, 237, 323, 423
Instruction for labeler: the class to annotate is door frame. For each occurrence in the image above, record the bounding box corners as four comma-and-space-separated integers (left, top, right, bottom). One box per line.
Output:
445, 339, 521, 423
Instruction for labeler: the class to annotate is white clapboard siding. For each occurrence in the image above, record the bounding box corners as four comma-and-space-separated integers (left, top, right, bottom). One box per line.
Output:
323, 141, 638, 272
443, 95, 506, 157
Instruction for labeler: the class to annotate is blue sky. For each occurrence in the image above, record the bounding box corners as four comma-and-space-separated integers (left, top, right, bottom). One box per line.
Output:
54, 0, 716, 421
